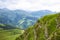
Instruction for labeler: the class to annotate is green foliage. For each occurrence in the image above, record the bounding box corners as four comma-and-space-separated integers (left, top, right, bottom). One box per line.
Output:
0, 29, 24, 40
0, 24, 24, 40
16, 13, 60, 40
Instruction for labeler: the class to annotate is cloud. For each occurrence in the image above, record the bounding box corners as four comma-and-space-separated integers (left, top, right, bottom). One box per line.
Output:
0, 0, 60, 12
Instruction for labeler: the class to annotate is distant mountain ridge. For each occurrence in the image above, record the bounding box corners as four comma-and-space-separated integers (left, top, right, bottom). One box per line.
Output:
0, 8, 55, 29
30, 10, 55, 18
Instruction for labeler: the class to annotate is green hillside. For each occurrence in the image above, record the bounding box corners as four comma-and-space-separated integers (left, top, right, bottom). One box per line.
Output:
16, 13, 60, 40
0, 24, 24, 40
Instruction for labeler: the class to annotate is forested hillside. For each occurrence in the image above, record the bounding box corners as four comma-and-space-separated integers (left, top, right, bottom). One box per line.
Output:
16, 13, 60, 40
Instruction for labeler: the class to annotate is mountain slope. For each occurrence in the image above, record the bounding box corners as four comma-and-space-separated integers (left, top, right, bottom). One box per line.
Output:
16, 13, 60, 40
0, 9, 37, 29
0, 9, 55, 29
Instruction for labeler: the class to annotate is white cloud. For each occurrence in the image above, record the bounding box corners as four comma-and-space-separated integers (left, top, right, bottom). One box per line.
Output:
0, 0, 60, 12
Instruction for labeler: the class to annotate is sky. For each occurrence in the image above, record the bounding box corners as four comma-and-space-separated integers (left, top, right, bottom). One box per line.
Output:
0, 0, 60, 12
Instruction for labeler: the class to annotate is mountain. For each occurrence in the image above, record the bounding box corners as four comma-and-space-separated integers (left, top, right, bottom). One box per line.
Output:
0, 9, 38, 29
0, 8, 55, 29
30, 10, 55, 18
16, 13, 60, 40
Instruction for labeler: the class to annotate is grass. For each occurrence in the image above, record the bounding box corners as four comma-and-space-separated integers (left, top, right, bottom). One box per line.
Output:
2, 34, 20, 40
0, 27, 24, 40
